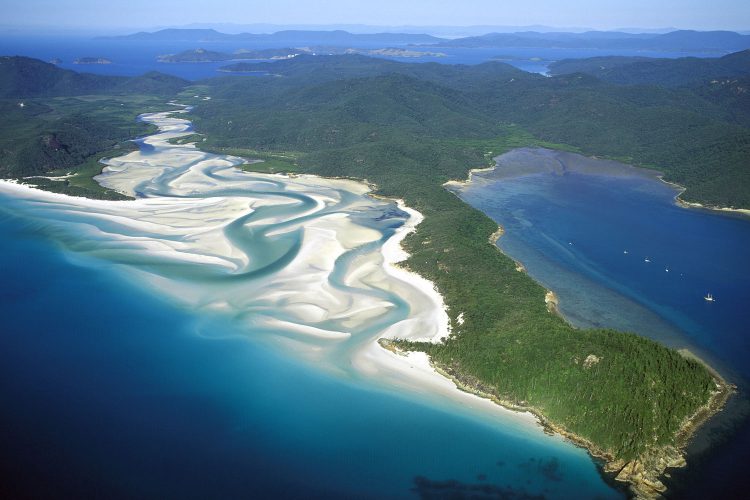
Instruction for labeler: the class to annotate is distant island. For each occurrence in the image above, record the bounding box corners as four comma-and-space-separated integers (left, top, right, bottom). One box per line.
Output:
432, 29, 750, 52
100, 28, 750, 55
74, 57, 112, 65
157, 47, 301, 63
161, 46, 446, 65
101, 28, 442, 45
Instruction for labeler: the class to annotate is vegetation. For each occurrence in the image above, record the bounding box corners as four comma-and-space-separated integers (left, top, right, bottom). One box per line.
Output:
0, 56, 188, 98
186, 55, 737, 470
0, 56, 190, 197
0, 94, 171, 198
190, 53, 750, 207
159, 47, 301, 63
548, 49, 750, 87
437, 29, 750, 52
1, 54, 742, 479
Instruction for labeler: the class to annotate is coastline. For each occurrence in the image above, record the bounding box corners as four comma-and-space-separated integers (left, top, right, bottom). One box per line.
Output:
4, 109, 736, 497
434, 351, 731, 499
356, 197, 544, 430
433, 146, 736, 498
0, 108, 544, 437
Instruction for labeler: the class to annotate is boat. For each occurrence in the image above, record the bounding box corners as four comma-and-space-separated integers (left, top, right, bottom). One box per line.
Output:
704, 293, 715, 302
644, 258, 650, 263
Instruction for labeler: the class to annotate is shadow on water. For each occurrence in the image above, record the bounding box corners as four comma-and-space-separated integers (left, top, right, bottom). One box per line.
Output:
412, 476, 546, 500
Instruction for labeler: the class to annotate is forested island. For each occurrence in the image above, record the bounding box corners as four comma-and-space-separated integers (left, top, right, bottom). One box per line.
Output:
158, 46, 446, 65
2, 51, 748, 497
157, 47, 301, 63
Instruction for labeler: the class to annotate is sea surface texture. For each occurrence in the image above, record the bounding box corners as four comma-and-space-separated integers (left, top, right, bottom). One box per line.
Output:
451, 147, 750, 497
0, 112, 620, 498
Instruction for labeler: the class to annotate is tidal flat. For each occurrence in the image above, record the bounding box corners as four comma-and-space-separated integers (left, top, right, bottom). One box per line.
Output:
0, 109, 621, 498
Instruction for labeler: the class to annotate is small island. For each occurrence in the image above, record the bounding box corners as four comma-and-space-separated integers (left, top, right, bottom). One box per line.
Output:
367, 47, 447, 58
159, 46, 445, 65
74, 57, 112, 65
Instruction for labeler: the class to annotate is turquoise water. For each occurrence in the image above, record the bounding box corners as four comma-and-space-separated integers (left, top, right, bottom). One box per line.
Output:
0, 201, 620, 500
0, 123, 622, 497
453, 148, 750, 497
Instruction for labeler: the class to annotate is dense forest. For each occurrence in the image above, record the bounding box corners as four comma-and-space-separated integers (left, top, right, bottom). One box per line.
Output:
548, 49, 750, 86
183, 53, 743, 470
0, 58, 186, 198
1, 50, 745, 491
190, 52, 750, 207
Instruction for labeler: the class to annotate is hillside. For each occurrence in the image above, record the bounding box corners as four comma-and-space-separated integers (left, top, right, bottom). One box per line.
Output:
0, 56, 188, 98
187, 55, 734, 496
198, 54, 750, 208
0, 53, 743, 496
0, 57, 188, 197
549, 49, 750, 86
437, 29, 750, 52
103, 28, 443, 45
158, 47, 301, 63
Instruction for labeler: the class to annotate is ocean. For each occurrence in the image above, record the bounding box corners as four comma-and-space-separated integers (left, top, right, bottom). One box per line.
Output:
0, 118, 621, 499
0, 34, 728, 78
452, 147, 750, 498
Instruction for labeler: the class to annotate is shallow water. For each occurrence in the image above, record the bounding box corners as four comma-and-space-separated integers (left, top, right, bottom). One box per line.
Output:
453, 147, 750, 496
0, 115, 621, 498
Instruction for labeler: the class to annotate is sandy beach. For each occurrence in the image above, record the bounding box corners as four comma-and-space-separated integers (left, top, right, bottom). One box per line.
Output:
0, 107, 547, 437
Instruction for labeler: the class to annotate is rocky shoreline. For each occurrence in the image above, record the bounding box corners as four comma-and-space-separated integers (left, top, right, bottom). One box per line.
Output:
379, 337, 733, 499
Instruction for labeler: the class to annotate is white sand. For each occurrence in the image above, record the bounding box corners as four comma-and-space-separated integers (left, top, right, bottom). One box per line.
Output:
0, 106, 545, 436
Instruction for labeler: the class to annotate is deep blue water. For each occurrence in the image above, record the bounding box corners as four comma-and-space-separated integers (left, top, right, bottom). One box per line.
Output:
0, 34, 729, 79
456, 161, 750, 498
0, 210, 621, 498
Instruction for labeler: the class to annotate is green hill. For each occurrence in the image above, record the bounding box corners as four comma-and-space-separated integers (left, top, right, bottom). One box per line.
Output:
188, 55, 734, 495
198, 54, 750, 208
549, 49, 750, 86
1, 53, 741, 496
0, 56, 188, 98
0, 57, 188, 197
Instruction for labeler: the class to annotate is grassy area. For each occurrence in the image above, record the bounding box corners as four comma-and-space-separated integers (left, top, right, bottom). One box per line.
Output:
35, 143, 138, 200
207, 146, 302, 174
0, 94, 165, 183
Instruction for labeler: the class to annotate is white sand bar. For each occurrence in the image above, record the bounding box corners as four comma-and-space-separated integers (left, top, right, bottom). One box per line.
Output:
0, 105, 542, 434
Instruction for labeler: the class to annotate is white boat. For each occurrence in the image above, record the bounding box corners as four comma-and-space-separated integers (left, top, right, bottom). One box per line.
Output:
704, 293, 715, 302
644, 258, 650, 263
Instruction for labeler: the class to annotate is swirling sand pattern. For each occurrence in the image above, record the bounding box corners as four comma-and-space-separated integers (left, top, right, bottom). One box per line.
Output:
0, 106, 551, 430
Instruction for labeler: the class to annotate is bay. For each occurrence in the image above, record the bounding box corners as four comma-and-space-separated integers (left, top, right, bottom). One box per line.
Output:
452, 147, 750, 497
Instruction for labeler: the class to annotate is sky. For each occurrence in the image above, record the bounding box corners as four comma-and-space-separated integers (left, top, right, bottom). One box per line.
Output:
2, 0, 749, 32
